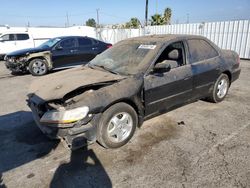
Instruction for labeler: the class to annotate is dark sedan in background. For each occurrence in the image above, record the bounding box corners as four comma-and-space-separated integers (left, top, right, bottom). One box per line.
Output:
5, 36, 112, 76
28, 34, 240, 150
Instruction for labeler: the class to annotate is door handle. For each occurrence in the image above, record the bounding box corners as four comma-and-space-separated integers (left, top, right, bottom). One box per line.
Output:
70, 49, 78, 53
184, 77, 191, 81
92, 47, 98, 50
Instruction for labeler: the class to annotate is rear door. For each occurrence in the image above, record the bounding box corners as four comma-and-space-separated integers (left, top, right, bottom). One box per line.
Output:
186, 39, 221, 98
52, 37, 78, 68
15, 33, 34, 49
76, 37, 99, 64
144, 41, 193, 117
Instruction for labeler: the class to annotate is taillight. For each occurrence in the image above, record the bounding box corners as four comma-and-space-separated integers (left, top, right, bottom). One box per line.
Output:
107, 44, 112, 48
237, 56, 240, 64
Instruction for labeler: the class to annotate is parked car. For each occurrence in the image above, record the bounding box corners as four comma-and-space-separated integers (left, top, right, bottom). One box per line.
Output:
0, 31, 48, 59
5, 36, 112, 75
27, 34, 241, 150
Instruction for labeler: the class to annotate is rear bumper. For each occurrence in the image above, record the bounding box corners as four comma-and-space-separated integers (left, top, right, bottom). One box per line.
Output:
29, 103, 100, 150
231, 67, 241, 83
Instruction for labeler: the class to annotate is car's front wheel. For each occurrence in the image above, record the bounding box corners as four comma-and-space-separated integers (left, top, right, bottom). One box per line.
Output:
97, 102, 138, 148
208, 73, 230, 103
28, 58, 48, 76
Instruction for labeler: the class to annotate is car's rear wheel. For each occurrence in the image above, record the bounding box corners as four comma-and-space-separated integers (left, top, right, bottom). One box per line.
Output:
208, 74, 230, 103
29, 58, 48, 76
97, 102, 138, 148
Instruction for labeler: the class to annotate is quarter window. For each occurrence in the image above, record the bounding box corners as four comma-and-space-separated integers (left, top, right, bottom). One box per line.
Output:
187, 39, 218, 63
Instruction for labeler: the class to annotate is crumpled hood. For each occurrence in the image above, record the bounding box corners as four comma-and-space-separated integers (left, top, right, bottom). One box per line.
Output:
7, 47, 48, 57
29, 66, 126, 101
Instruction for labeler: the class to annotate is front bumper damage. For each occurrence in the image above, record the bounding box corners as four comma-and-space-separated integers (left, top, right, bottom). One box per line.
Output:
28, 101, 100, 150
5, 59, 28, 72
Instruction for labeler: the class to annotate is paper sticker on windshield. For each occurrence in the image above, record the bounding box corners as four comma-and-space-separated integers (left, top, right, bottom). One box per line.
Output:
138, 44, 156, 50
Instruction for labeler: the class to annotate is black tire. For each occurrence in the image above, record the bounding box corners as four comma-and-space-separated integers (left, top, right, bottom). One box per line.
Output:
97, 102, 138, 149
207, 74, 230, 103
28, 58, 48, 76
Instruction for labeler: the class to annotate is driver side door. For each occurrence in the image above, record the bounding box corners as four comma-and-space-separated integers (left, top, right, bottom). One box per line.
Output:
52, 37, 78, 68
144, 41, 193, 117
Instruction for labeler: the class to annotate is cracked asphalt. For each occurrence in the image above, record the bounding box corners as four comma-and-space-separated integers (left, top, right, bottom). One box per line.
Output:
0, 60, 249, 188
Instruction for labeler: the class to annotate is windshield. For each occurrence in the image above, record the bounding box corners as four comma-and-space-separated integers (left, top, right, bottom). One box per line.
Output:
39, 38, 61, 49
89, 42, 157, 75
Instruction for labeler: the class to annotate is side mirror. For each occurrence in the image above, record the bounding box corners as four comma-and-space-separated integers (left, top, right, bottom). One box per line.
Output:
153, 60, 179, 73
55, 45, 63, 50
154, 60, 171, 73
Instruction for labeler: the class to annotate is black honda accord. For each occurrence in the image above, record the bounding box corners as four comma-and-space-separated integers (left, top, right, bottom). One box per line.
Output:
27, 34, 241, 150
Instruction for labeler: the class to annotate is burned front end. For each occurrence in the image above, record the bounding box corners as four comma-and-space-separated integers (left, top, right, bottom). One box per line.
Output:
27, 91, 102, 150
5, 56, 29, 73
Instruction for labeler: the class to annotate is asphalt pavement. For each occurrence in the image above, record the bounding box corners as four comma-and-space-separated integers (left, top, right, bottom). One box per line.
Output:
0, 60, 249, 188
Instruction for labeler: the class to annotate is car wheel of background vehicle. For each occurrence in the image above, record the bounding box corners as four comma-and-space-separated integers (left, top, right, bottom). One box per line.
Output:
207, 74, 230, 103
97, 102, 138, 148
28, 58, 48, 76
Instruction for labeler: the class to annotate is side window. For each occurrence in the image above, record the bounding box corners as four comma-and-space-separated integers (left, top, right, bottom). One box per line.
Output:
16, 34, 29, 40
187, 39, 218, 63
78, 38, 93, 46
2, 34, 15, 41
155, 41, 185, 69
60, 38, 76, 49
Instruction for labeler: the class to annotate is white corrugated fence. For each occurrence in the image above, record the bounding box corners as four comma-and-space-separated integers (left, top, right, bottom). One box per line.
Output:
100, 20, 250, 59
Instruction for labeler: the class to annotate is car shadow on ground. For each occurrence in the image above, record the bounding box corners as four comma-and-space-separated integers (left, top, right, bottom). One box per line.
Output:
0, 111, 59, 174
0, 111, 111, 188
50, 142, 112, 188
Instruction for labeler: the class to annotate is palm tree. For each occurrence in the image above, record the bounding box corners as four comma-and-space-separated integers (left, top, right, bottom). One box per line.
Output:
150, 14, 165, 25
163, 7, 172, 25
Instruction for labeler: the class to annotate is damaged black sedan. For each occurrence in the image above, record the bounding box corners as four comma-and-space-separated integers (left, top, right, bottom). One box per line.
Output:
27, 34, 241, 150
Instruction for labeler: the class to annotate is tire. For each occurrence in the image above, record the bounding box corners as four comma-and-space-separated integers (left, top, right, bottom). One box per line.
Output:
28, 58, 48, 76
97, 102, 138, 148
207, 74, 230, 103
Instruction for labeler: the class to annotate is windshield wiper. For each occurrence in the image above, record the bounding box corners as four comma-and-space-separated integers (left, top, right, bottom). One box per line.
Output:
89, 64, 119, 75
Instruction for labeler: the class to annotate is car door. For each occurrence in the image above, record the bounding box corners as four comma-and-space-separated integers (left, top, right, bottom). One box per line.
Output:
15, 33, 34, 50
76, 37, 99, 64
0, 34, 16, 54
144, 41, 193, 117
52, 37, 78, 68
186, 39, 221, 98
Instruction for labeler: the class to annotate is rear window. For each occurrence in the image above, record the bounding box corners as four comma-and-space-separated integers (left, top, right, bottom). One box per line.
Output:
16, 34, 29, 40
187, 39, 218, 63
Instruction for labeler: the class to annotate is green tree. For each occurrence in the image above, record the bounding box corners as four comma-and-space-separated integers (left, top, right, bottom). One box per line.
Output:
163, 7, 172, 25
150, 14, 165, 25
125, 17, 141, 29
86, 18, 96, 27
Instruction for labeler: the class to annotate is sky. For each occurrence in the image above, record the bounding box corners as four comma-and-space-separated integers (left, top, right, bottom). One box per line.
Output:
0, 0, 249, 27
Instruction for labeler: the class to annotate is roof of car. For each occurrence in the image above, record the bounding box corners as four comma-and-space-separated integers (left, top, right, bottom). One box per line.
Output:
125, 34, 207, 43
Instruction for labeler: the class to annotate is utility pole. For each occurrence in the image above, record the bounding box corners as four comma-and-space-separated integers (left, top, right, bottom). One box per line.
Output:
145, 0, 148, 26
186, 13, 190, 24
156, 0, 158, 14
66, 12, 69, 27
96, 8, 100, 39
